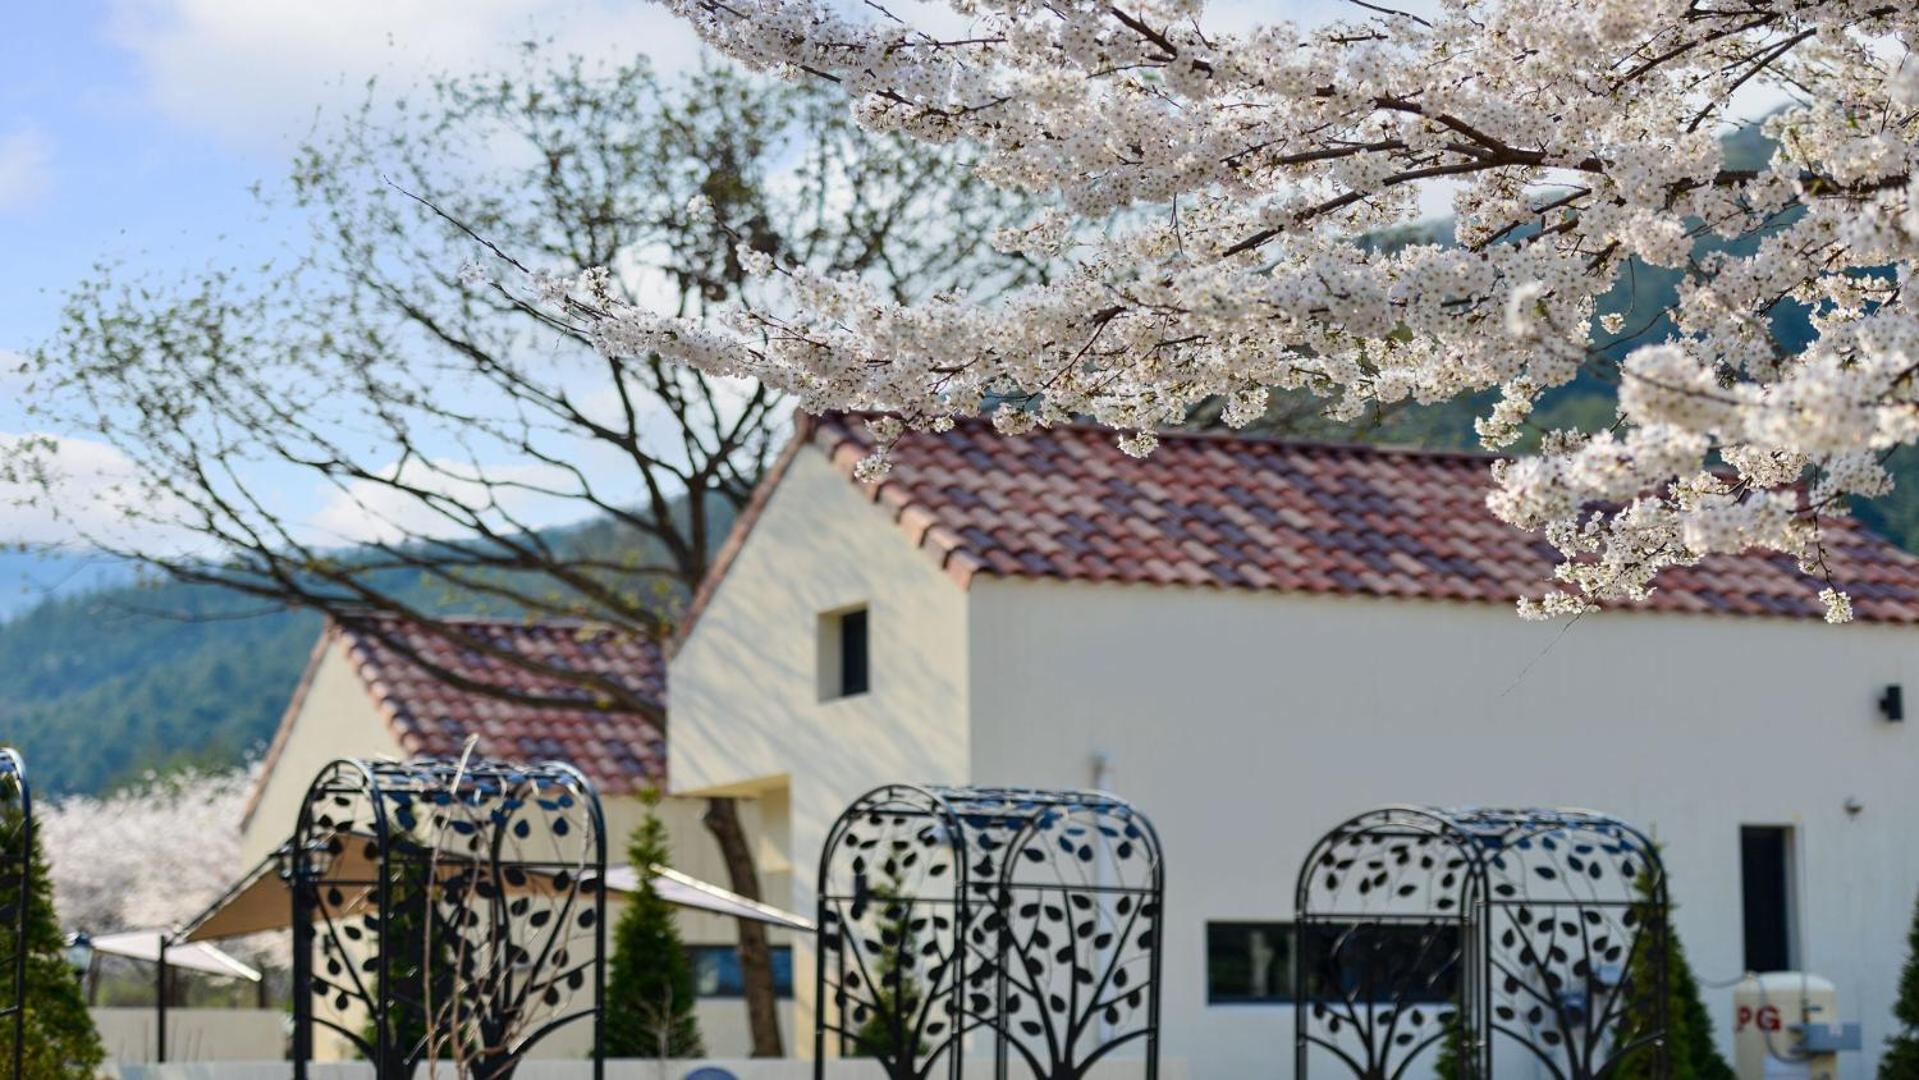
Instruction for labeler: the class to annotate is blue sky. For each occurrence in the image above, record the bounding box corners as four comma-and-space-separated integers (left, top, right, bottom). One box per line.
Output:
0, 1, 706, 369
0, 2, 272, 358
0, 0, 1343, 578
0, 0, 708, 560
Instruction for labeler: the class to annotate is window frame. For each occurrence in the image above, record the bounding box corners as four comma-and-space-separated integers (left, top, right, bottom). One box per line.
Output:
1205, 919, 1462, 1007
816, 604, 871, 702
686, 943, 796, 999
1739, 824, 1797, 973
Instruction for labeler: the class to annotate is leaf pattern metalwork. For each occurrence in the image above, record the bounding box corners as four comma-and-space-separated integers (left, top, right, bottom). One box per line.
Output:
290, 757, 607, 1080
816, 785, 1164, 1080
1295, 807, 1669, 1080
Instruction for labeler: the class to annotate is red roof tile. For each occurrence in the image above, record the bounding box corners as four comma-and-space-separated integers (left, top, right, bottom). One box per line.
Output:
340, 614, 666, 795
807, 414, 1919, 624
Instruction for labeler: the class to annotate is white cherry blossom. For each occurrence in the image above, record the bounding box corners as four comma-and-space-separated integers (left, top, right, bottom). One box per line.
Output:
491, 0, 1919, 620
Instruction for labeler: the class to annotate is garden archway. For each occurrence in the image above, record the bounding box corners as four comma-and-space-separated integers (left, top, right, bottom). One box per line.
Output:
1295, 806, 1669, 1080
816, 784, 1165, 1079
0, 748, 29, 1078
290, 757, 607, 1080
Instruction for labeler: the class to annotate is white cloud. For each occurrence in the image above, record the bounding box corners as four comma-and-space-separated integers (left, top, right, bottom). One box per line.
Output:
0, 126, 52, 213
0, 350, 28, 391
108, 0, 1376, 150
307, 456, 596, 546
0, 433, 193, 549
107, 0, 703, 147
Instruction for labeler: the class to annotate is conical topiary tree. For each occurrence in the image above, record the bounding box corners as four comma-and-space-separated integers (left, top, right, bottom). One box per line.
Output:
0, 801, 104, 1077
1614, 865, 1734, 1080
605, 791, 704, 1058
847, 872, 926, 1069
1881, 888, 1919, 1079
1430, 996, 1472, 1080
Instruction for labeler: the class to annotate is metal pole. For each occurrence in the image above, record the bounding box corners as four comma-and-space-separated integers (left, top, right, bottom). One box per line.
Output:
10, 751, 30, 1080
292, 832, 313, 1080
593, 793, 607, 1080
155, 937, 169, 1062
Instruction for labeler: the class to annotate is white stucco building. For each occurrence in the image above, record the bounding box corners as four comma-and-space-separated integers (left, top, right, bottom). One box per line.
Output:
242, 613, 794, 1058
667, 413, 1919, 1079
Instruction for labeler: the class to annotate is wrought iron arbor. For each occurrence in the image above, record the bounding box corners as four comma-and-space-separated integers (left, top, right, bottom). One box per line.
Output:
290, 758, 607, 1080
0, 749, 29, 1079
1295, 807, 1670, 1080
816, 784, 1164, 1080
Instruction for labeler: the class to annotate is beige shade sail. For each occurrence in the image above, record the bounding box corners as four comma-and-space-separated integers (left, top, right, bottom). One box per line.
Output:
90, 930, 263, 982
177, 841, 812, 944
603, 863, 815, 932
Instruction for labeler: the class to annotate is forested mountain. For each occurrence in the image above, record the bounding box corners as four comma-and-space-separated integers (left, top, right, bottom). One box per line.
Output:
0, 507, 734, 796
0, 550, 131, 620
0, 581, 320, 794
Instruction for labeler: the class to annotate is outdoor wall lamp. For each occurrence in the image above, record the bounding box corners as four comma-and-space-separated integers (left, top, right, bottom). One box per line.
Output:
1880, 684, 1904, 722
62, 931, 93, 981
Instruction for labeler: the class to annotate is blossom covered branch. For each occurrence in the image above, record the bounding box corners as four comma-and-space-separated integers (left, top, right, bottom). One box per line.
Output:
500, 0, 1919, 621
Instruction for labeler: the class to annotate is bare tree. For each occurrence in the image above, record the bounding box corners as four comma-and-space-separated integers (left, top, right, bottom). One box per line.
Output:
21, 48, 1041, 1054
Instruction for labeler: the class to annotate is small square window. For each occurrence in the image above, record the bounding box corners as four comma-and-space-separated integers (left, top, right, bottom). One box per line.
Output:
819, 605, 870, 701
1208, 922, 1293, 1004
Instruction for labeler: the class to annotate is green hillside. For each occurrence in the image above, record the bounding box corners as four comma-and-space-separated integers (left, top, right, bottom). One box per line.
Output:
0, 507, 736, 796
0, 581, 321, 795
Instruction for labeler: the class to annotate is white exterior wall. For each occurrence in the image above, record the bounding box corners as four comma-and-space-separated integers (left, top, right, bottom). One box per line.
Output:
966, 578, 1919, 1080
669, 448, 972, 1050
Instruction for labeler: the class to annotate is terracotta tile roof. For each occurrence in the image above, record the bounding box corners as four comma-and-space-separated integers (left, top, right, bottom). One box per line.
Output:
800, 413, 1919, 623
340, 614, 667, 795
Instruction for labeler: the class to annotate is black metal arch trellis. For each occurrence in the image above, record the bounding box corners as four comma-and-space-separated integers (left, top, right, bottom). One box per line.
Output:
0, 749, 29, 1080
290, 757, 607, 1080
815, 784, 1165, 1080
1295, 806, 1670, 1080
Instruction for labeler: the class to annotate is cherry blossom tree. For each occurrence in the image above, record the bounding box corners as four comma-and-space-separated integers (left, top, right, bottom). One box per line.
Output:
498, 0, 1919, 621
38, 768, 250, 935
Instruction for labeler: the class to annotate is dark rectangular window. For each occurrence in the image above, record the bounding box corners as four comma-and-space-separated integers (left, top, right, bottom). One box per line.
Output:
1208, 922, 1294, 1003
1741, 826, 1794, 973
839, 608, 869, 697
1205, 921, 1458, 1005
688, 945, 794, 998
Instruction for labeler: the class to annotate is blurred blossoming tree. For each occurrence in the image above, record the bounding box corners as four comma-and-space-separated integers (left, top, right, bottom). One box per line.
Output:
20, 47, 1040, 1053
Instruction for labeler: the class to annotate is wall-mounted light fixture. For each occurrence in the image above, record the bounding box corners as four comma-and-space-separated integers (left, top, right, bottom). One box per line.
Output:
1879, 684, 1904, 723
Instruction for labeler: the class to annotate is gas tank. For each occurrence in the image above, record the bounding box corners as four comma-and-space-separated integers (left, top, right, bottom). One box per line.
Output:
1733, 972, 1840, 1080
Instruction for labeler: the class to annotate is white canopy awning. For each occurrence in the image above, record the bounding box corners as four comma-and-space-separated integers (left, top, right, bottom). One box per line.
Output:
90, 930, 262, 982
176, 844, 814, 943
603, 864, 816, 932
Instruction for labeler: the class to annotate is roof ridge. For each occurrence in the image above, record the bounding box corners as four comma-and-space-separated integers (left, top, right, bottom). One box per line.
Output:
344, 611, 615, 630
821, 410, 1504, 464
794, 411, 1919, 625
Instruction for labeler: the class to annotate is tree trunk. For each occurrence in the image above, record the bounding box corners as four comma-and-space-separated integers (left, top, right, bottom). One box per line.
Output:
703, 796, 784, 1057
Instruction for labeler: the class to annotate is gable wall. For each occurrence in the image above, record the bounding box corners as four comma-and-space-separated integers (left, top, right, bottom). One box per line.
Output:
668, 446, 972, 1050
239, 635, 403, 867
